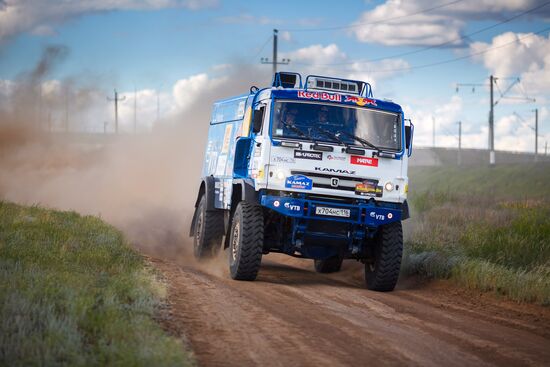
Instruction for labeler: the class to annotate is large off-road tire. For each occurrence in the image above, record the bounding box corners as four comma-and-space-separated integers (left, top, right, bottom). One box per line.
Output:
314, 256, 343, 273
228, 201, 264, 281
364, 221, 403, 291
193, 195, 224, 259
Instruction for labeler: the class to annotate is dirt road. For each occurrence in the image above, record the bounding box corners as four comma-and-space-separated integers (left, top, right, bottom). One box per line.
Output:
152, 253, 550, 367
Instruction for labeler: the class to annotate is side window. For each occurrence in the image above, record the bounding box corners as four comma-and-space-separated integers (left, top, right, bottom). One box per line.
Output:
252, 105, 266, 133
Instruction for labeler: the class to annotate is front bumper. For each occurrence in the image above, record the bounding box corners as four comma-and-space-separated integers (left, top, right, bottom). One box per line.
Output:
260, 194, 402, 227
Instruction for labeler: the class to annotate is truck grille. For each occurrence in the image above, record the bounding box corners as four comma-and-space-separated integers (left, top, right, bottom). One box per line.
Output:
290, 170, 377, 192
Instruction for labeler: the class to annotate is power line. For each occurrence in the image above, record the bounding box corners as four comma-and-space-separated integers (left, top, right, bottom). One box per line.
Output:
293, 1, 550, 66
281, 0, 464, 32
304, 26, 550, 74
248, 35, 272, 64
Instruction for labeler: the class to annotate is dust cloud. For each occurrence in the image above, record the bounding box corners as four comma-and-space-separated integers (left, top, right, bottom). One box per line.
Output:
0, 45, 270, 261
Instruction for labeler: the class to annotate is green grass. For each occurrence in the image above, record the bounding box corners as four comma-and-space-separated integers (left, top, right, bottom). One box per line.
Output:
0, 202, 194, 366
404, 163, 550, 305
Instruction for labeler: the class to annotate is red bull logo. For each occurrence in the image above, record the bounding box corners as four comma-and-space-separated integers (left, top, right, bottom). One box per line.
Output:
345, 96, 377, 107
297, 91, 342, 102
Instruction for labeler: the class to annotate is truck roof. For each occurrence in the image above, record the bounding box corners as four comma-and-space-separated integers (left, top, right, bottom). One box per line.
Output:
213, 72, 403, 115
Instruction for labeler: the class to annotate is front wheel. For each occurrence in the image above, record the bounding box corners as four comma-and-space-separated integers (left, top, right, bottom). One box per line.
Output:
364, 221, 403, 291
229, 202, 264, 280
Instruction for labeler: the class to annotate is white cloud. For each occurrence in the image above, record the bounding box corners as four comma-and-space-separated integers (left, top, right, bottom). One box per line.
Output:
0, 0, 218, 41
351, 0, 549, 47
402, 94, 549, 153
404, 95, 463, 147
172, 73, 225, 112
280, 43, 410, 91
470, 31, 550, 97
280, 31, 292, 42
352, 4, 463, 47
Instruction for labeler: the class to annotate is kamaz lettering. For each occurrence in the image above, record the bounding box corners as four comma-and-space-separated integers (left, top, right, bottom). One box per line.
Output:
314, 167, 356, 175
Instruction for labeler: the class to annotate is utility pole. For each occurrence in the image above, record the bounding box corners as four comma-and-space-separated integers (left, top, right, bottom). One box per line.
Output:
489, 75, 495, 165
458, 120, 462, 166
107, 89, 125, 134
457, 75, 534, 166
261, 29, 290, 75
534, 108, 538, 162
545, 141, 547, 156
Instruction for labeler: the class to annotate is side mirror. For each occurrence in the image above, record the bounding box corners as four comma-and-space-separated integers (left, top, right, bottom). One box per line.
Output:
252, 106, 265, 133
404, 120, 414, 157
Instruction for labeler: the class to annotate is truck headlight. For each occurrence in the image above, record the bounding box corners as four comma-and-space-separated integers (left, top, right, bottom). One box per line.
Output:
275, 170, 286, 180
384, 182, 394, 192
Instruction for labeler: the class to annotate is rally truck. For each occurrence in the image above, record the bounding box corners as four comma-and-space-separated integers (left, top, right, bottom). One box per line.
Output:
190, 72, 414, 291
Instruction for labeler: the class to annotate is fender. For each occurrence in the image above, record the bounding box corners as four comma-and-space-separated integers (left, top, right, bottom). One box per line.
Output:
233, 178, 258, 204
223, 178, 259, 248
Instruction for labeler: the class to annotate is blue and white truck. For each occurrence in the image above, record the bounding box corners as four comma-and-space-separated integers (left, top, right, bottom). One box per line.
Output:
190, 72, 413, 291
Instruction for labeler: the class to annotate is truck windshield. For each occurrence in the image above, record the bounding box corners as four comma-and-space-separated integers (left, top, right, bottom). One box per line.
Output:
272, 101, 401, 151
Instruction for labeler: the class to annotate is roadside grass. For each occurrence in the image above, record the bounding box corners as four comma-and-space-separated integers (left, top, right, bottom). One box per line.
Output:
403, 163, 550, 305
0, 202, 194, 366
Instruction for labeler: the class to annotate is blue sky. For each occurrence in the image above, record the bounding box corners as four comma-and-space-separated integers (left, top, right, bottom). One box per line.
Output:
1, 0, 549, 152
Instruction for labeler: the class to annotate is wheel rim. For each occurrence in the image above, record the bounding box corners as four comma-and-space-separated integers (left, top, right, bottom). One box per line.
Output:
231, 222, 240, 261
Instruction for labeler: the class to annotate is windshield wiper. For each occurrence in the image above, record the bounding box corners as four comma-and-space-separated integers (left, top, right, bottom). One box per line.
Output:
311, 125, 353, 150
335, 130, 379, 151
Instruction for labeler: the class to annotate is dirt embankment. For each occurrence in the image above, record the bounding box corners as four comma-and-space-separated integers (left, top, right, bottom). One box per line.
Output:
152, 251, 550, 367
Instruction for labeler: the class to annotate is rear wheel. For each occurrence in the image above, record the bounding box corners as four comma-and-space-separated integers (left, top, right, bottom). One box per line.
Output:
229, 201, 264, 281
314, 256, 343, 273
193, 195, 224, 259
364, 221, 403, 291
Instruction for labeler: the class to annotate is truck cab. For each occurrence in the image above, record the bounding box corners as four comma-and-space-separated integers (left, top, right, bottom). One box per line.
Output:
190, 72, 414, 291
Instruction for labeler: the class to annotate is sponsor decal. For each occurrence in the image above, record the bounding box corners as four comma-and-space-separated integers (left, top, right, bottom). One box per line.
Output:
351, 155, 379, 167
344, 96, 377, 107
297, 91, 342, 102
284, 201, 302, 212
221, 124, 233, 154
355, 179, 383, 197
271, 156, 296, 164
314, 167, 356, 175
285, 175, 313, 190
327, 154, 346, 161
215, 154, 227, 176
369, 211, 385, 221
294, 150, 323, 160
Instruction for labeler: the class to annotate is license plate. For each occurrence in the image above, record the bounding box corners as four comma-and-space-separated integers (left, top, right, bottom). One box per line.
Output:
315, 206, 351, 218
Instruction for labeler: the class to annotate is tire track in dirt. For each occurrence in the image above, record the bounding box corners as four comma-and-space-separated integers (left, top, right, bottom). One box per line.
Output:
153, 254, 550, 367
